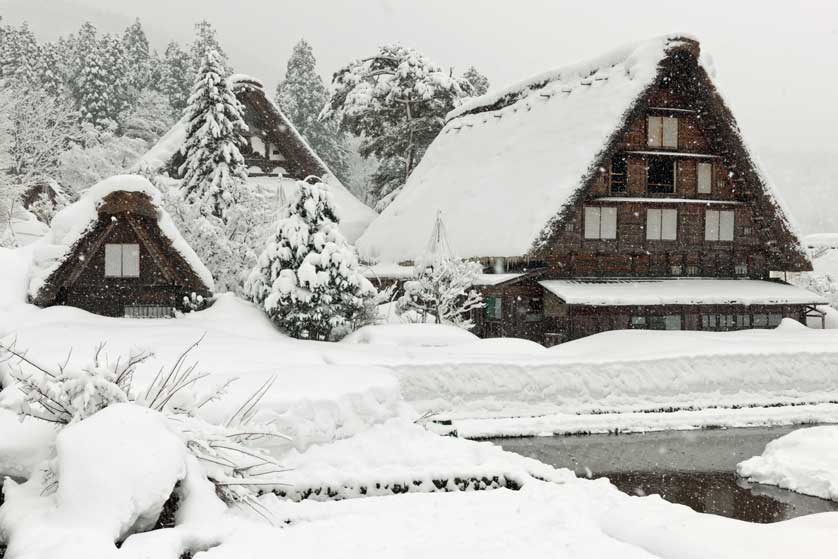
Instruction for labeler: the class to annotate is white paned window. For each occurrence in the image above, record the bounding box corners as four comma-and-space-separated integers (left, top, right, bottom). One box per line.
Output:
705, 210, 735, 241
697, 162, 712, 194
646, 208, 677, 240
584, 207, 617, 240
104, 243, 140, 277
647, 116, 678, 148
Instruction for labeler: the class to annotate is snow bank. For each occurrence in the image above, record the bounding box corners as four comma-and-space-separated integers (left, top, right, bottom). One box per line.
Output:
737, 425, 838, 501
274, 418, 569, 501
392, 328, 838, 420
27, 174, 214, 299
341, 323, 479, 346
0, 404, 189, 557
0, 408, 56, 479
0, 247, 31, 312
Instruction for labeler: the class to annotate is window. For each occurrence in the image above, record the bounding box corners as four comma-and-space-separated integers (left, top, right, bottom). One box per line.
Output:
768, 313, 783, 327
484, 296, 502, 320
646, 208, 678, 240
564, 222, 574, 232
524, 297, 544, 322
630, 316, 647, 329
697, 162, 712, 194
701, 315, 716, 330
104, 244, 140, 278
610, 155, 627, 193
737, 314, 751, 328
584, 206, 617, 240
735, 262, 748, 276
670, 265, 682, 275
647, 157, 676, 194
753, 314, 768, 328
649, 315, 682, 330
686, 265, 699, 276
647, 116, 678, 148
705, 210, 735, 241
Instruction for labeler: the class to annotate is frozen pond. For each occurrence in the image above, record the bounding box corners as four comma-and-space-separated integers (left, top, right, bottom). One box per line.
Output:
491, 426, 838, 523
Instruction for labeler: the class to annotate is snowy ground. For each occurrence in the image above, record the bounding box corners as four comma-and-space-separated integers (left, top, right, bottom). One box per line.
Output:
737, 425, 838, 502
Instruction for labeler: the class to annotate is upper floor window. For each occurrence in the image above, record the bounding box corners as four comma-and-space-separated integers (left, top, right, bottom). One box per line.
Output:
646, 208, 677, 240
705, 210, 735, 241
647, 116, 678, 148
584, 206, 617, 240
647, 157, 676, 194
697, 162, 713, 194
610, 155, 627, 193
105, 243, 140, 278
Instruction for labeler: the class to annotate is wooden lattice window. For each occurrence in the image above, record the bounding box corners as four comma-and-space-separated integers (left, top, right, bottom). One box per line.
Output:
610, 155, 627, 193
647, 157, 676, 194
105, 244, 140, 278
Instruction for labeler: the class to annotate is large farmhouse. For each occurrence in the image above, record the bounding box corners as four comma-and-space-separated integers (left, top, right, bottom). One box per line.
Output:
357, 35, 826, 344
138, 74, 376, 242
28, 175, 213, 318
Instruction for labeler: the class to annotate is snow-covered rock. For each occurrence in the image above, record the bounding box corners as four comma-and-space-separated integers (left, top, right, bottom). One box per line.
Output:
737, 425, 838, 501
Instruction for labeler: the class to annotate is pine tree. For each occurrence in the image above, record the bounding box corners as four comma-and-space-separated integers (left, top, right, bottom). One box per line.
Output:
35, 42, 67, 97
1, 22, 40, 85
99, 34, 131, 122
276, 39, 349, 182
462, 66, 490, 96
190, 20, 230, 75
122, 18, 151, 93
245, 179, 377, 340
322, 45, 472, 209
159, 41, 192, 115
179, 49, 248, 220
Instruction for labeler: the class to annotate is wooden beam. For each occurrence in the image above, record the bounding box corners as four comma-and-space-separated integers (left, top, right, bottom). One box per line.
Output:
63, 220, 117, 287
124, 214, 176, 283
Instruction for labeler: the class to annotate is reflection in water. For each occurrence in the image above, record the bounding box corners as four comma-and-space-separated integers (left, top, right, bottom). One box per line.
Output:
490, 426, 838, 523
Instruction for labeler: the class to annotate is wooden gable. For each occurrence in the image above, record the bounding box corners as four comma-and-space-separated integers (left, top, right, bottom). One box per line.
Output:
531, 39, 811, 276
32, 191, 212, 317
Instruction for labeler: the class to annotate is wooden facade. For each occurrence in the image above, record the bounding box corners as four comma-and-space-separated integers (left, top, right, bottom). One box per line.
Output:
31, 190, 212, 318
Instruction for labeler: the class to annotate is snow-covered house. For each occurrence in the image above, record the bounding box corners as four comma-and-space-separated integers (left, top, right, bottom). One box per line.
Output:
28, 175, 213, 318
357, 35, 826, 344
138, 74, 376, 242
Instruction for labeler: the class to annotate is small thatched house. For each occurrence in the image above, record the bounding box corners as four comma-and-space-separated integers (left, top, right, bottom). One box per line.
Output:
28, 175, 213, 318
358, 34, 825, 344
138, 74, 376, 242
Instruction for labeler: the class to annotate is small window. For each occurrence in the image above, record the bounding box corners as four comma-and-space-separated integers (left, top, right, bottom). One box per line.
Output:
124, 305, 174, 319
743, 227, 752, 236
646, 208, 678, 240
104, 244, 140, 278
649, 315, 682, 330
610, 155, 627, 193
701, 315, 717, 330
737, 314, 751, 328
670, 265, 682, 275
768, 313, 783, 327
584, 206, 617, 240
705, 210, 735, 241
753, 314, 768, 328
524, 298, 544, 322
647, 116, 678, 148
697, 162, 712, 194
735, 263, 748, 275
630, 316, 647, 328
686, 265, 699, 276
564, 222, 574, 232
484, 296, 502, 320
647, 157, 676, 194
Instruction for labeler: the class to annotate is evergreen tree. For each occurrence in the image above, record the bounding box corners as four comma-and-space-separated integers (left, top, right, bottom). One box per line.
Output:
462, 66, 490, 96
35, 42, 67, 97
322, 45, 472, 209
159, 41, 192, 115
122, 18, 151, 93
69, 22, 118, 128
1, 22, 40, 85
190, 20, 229, 75
179, 49, 248, 220
245, 179, 377, 341
276, 39, 349, 182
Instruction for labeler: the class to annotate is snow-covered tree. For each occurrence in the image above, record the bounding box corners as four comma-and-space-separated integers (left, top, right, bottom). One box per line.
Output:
462, 66, 490, 96
395, 213, 484, 328
190, 20, 230, 75
69, 24, 129, 128
276, 39, 349, 182
57, 126, 147, 195
245, 179, 377, 340
159, 41, 192, 115
121, 89, 176, 142
179, 48, 248, 221
34, 42, 67, 97
122, 18, 152, 94
0, 22, 40, 85
322, 45, 472, 209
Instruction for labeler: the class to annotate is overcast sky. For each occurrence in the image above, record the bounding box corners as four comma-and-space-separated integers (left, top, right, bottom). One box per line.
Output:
3, 0, 837, 152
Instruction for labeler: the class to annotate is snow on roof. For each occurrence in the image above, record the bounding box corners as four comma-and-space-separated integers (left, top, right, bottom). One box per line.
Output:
28, 175, 214, 298
356, 33, 805, 264
806, 233, 838, 249
473, 273, 525, 286
538, 279, 827, 306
